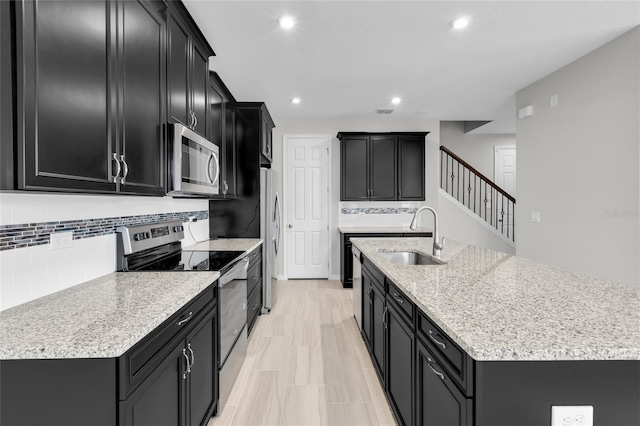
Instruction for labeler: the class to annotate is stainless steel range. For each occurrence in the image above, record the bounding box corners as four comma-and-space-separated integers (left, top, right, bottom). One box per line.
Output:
116, 220, 248, 410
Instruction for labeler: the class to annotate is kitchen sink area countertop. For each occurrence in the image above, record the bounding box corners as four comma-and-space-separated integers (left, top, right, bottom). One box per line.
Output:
351, 237, 640, 362
184, 238, 262, 252
0, 271, 219, 360
339, 226, 432, 234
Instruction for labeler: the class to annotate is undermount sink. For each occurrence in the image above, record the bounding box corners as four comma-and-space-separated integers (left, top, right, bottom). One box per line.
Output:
379, 251, 443, 265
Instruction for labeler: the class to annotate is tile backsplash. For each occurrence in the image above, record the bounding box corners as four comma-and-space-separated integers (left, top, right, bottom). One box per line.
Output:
0, 193, 210, 311
338, 201, 422, 228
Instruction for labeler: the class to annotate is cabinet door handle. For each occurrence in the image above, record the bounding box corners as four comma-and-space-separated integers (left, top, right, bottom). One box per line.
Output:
428, 329, 447, 349
223, 180, 229, 195
120, 155, 129, 184
112, 153, 121, 183
182, 349, 190, 379
187, 343, 195, 370
193, 113, 198, 129
392, 292, 404, 304
367, 286, 373, 304
382, 306, 388, 329
427, 357, 445, 381
177, 311, 193, 326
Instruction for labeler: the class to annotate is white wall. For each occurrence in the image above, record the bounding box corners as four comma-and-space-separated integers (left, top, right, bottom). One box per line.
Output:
0, 193, 209, 310
516, 27, 639, 288
440, 121, 516, 181
271, 117, 440, 278
439, 190, 515, 255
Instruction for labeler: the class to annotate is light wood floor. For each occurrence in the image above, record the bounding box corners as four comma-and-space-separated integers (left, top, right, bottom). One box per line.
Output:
208, 280, 397, 426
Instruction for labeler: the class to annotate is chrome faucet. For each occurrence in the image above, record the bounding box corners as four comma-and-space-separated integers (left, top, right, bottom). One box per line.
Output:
410, 206, 445, 256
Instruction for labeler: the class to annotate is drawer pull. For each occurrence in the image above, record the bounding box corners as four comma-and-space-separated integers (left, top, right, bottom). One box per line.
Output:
253, 304, 259, 311
253, 275, 257, 280
182, 349, 190, 379
392, 292, 404, 304
427, 357, 445, 381
177, 311, 193, 326
428, 329, 447, 349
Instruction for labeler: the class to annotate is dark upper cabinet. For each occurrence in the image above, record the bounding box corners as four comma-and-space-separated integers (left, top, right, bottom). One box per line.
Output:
1, 0, 15, 190
167, 3, 214, 138
230, 102, 275, 168
340, 136, 369, 200
118, 0, 166, 195
398, 136, 426, 200
370, 136, 397, 200
14, 0, 166, 195
338, 132, 428, 201
208, 72, 236, 198
16, 0, 115, 192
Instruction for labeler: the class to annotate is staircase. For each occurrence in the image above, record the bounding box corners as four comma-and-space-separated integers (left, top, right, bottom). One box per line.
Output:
439, 146, 516, 242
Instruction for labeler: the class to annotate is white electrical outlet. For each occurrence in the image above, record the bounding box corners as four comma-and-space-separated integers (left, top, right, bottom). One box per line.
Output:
550, 94, 558, 107
551, 406, 593, 426
531, 211, 541, 223
49, 231, 73, 250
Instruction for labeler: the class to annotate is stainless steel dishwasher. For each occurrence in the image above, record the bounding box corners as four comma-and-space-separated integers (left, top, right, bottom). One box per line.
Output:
352, 245, 363, 328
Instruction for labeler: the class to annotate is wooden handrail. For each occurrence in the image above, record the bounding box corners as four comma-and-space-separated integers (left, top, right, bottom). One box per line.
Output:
439, 146, 516, 203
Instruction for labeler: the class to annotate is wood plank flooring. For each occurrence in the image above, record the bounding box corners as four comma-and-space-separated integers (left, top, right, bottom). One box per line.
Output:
209, 280, 397, 426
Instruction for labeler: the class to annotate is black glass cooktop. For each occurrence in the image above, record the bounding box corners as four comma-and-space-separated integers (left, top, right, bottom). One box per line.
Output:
136, 250, 244, 272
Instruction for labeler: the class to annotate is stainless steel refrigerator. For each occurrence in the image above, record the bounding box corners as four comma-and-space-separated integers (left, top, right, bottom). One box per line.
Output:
260, 168, 280, 312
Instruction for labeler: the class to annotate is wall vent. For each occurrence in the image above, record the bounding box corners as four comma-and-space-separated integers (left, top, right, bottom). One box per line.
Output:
376, 108, 395, 114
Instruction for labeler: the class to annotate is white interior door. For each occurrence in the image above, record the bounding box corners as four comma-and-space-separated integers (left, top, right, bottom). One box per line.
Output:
284, 135, 330, 279
495, 146, 516, 237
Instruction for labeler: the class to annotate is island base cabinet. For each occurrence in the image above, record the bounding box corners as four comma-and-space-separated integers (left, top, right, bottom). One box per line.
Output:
416, 340, 472, 426
386, 302, 415, 426
0, 358, 117, 426
474, 360, 640, 426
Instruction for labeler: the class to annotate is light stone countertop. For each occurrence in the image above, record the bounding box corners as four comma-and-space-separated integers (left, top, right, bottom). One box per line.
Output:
0, 271, 219, 360
184, 238, 262, 253
339, 226, 432, 234
351, 237, 640, 362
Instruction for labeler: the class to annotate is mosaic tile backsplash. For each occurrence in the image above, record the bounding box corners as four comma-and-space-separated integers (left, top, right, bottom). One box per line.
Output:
0, 210, 208, 251
341, 207, 418, 215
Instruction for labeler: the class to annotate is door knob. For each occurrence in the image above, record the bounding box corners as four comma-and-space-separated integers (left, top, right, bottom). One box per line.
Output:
288, 224, 293, 229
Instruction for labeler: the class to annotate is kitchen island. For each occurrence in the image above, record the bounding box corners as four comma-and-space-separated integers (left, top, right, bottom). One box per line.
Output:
351, 236, 639, 426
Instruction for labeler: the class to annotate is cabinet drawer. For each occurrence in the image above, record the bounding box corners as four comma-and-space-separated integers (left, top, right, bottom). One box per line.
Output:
386, 280, 414, 327
417, 311, 473, 396
362, 256, 385, 291
247, 282, 262, 335
248, 257, 262, 296
119, 285, 215, 398
248, 246, 262, 267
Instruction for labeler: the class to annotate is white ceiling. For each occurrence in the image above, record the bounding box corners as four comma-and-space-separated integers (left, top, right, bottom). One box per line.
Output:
183, 1, 640, 133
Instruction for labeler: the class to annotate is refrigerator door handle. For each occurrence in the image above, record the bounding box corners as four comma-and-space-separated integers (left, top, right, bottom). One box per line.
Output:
273, 192, 281, 256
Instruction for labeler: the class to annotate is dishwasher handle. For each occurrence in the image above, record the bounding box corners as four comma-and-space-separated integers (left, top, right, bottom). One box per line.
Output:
352, 246, 362, 263
219, 257, 249, 286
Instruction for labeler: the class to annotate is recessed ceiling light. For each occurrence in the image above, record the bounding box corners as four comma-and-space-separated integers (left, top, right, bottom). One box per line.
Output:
279, 15, 295, 29
391, 97, 401, 105
291, 97, 301, 104
450, 16, 470, 30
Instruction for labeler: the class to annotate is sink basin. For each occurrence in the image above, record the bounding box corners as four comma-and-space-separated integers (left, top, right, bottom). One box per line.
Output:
379, 251, 443, 265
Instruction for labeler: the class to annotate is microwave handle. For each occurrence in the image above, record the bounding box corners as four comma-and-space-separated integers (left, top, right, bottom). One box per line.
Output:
207, 152, 220, 186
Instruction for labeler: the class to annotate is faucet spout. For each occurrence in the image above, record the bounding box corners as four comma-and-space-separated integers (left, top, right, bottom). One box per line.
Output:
410, 206, 444, 256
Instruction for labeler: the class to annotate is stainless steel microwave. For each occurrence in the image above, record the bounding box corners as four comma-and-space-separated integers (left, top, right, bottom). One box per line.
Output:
168, 123, 220, 197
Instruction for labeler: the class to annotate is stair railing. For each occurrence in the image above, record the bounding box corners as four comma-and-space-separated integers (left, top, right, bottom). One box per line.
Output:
439, 146, 516, 242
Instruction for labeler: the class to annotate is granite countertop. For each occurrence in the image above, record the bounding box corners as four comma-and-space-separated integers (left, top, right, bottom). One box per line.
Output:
184, 238, 262, 252
0, 238, 262, 361
351, 237, 640, 362
339, 226, 432, 234
0, 271, 219, 360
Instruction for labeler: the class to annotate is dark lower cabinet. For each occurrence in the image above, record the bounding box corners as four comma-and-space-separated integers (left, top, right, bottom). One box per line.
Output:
370, 276, 386, 382
386, 301, 415, 426
120, 343, 184, 426
416, 340, 471, 426
187, 307, 217, 426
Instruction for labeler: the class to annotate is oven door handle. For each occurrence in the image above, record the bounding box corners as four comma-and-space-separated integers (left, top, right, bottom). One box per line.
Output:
219, 257, 249, 286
